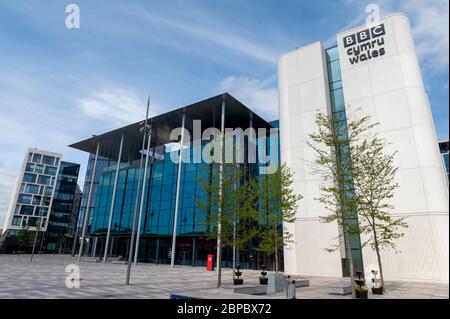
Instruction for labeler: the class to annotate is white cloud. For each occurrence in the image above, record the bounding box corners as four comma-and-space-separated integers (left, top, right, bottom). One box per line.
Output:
0, 170, 16, 229
78, 88, 150, 126
402, 0, 449, 73
218, 75, 279, 121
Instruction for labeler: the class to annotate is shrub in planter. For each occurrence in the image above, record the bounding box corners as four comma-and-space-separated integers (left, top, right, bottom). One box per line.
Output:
354, 270, 368, 299
355, 286, 369, 299
234, 265, 244, 285
371, 287, 384, 295
371, 270, 383, 294
259, 265, 268, 285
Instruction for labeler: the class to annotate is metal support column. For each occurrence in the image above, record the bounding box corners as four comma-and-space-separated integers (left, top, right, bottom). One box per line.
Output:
78, 138, 100, 263
216, 97, 226, 287
104, 132, 124, 262
134, 125, 152, 265
170, 110, 186, 268
92, 236, 98, 258
126, 97, 150, 285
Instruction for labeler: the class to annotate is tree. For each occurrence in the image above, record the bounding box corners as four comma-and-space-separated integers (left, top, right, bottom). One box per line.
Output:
257, 164, 301, 272
351, 122, 408, 290
17, 225, 33, 254
195, 162, 259, 287
307, 111, 370, 298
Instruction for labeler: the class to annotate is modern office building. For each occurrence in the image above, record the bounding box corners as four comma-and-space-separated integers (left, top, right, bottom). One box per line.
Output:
1, 149, 81, 253
278, 13, 449, 282
44, 161, 82, 253
70, 94, 279, 268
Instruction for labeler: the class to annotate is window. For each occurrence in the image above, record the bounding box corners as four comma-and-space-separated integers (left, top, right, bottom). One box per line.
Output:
44, 166, 57, 175
12, 216, 22, 226
37, 175, 51, 185
25, 184, 40, 194
32, 195, 42, 205
42, 197, 51, 206
25, 163, 35, 172
20, 205, 34, 215
44, 186, 53, 196
27, 152, 33, 161
34, 164, 44, 174
32, 153, 42, 163
36, 207, 48, 216
18, 194, 32, 204
23, 173, 37, 183
42, 155, 55, 165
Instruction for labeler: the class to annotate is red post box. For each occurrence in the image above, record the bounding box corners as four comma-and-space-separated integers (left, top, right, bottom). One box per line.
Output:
207, 254, 214, 271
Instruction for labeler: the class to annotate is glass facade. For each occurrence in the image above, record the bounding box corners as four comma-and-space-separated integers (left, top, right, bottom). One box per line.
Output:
45, 161, 81, 253
326, 46, 364, 277
78, 120, 281, 269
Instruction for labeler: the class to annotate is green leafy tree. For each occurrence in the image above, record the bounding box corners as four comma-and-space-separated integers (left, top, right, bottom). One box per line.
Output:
351, 122, 408, 289
307, 111, 370, 298
195, 162, 259, 287
17, 225, 33, 254
257, 164, 302, 272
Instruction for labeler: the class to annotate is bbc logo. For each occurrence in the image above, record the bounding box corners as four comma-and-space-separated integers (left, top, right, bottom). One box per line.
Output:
343, 24, 385, 48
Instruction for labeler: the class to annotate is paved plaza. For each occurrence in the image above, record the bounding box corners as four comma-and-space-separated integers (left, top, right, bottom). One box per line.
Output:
0, 254, 448, 299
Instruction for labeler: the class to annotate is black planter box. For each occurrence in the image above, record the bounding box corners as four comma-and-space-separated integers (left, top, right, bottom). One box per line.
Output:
259, 278, 268, 285
371, 287, 384, 295
355, 290, 368, 299
233, 278, 244, 285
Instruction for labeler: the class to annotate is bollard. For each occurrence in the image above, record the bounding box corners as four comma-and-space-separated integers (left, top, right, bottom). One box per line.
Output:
287, 280, 296, 299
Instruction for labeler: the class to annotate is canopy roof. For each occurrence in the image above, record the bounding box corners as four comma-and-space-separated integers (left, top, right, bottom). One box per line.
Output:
69, 93, 273, 162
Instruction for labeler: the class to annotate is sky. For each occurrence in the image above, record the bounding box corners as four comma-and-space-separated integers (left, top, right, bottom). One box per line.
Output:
0, 0, 448, 226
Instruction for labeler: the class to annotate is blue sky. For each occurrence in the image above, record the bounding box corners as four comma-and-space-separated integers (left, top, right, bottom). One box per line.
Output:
0, 0, 448, 225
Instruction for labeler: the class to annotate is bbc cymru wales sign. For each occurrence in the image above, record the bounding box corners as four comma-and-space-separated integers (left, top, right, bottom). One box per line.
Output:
343, 24, 386, 65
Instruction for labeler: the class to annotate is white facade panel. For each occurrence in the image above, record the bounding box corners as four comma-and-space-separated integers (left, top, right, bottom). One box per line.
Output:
278, 42, 342, 277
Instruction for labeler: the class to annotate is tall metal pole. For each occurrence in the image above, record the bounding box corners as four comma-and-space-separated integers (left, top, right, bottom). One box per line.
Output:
170, 110, 186, 268
70, 233, 77, 257
30, 217, 44, 262
126, 96, 150, 285
92, 236, 98, 257
134, 124, 152, 265
103, 132, 124, 262
78, 138, 100, 264
216, 97, 226, 287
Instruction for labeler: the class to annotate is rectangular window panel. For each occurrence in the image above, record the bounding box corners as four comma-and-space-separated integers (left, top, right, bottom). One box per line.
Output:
32, 195, 42, 205
37, 175, 51, 185
34, 164, 44, 174
20, 205, 34, 215
44, 166, 57, 175
23, 173, 37, 183
18, 194, 32, 204
12, 216, 22, 226
44, 186, 53, 196
25, 184, 40, 194
32, 153, 42, 163
25, 163, 35, 172
42, 155, 55, 165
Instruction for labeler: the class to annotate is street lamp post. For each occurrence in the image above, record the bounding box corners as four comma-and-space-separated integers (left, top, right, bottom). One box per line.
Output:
30, 217, 45, 262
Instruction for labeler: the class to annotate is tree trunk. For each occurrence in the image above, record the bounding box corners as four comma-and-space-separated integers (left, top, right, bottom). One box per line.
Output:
274, 224, 279, 272
373, 229, 384, 288
344, 219, 356, 299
